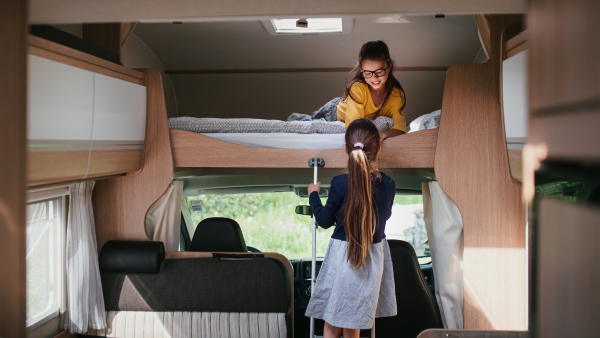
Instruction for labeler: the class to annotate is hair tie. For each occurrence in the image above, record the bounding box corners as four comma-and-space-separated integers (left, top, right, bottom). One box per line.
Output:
354, 142, 364, 149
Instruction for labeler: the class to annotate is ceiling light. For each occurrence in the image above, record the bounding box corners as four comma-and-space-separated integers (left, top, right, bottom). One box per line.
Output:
271, 18, 344, 34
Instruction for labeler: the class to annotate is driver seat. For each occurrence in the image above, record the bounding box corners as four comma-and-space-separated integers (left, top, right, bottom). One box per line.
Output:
188, 217, 248, 252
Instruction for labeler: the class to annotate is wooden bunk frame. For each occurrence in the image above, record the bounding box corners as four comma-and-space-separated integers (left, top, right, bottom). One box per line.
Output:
170, 128, 438, 169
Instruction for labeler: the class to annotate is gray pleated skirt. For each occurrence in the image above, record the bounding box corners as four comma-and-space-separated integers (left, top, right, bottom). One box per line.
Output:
305, 238, 397, 329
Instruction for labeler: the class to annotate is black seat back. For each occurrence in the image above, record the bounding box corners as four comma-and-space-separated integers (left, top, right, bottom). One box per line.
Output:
363, 240, 444, 338
97, 241, 293, 337
188, 217, 248, 252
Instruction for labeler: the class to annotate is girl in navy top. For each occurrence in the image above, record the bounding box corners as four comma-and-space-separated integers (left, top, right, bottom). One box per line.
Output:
305, 119, 397, 338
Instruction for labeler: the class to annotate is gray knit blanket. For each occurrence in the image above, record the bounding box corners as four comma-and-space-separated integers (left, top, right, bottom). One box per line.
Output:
168, 116, 394, 134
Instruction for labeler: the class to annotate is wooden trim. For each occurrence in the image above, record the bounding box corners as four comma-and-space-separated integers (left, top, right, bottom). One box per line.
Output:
27, 150, 89, 185
94, 69, 174, 251
435, 15, 526, 329
165, 66, 449, 75
120, 22, 137, 50
27, 174, 126, 190
165, 251, 295, 335
508, 149, 523, 181
87, 149, 144, 178
418, 329, 529, 338
28, 35, 145, 85
169, 129, 437, 169
475, 14, 492, 59
27, 148, 142, 186
0, 0, 27, 336
504, 30, 528, 60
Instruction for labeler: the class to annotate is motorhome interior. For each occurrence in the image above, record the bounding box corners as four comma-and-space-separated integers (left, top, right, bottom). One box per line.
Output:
1, 1, 598, 338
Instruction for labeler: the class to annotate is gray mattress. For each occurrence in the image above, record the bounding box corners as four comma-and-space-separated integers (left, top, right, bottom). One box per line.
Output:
168, 116, 395, 134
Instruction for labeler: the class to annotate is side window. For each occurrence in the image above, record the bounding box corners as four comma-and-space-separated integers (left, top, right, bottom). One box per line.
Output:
26, 190, 67, 328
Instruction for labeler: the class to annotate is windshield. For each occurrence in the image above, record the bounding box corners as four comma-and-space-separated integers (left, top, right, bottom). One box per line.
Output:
186, 192, 429, 263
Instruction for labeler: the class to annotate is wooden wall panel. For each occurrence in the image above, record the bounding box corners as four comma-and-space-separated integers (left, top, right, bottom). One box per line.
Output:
170, 128, 437, 169
526, 1, 600, 337
529, 0, 600, 114
536, 198, 600, 338
528, 0, 600, 163
0, 0, 27, 336
94, 69, 174, 251
435, 15, 527, 330
82, 23, 121, 54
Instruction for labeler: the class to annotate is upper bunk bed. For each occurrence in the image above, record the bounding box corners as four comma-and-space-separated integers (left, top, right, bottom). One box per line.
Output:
169, 126, 439, 169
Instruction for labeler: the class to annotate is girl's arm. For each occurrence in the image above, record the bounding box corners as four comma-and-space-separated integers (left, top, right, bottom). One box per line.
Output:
386, 89, 407, 137
308, 180, 343, 229
344, 85, 367, 128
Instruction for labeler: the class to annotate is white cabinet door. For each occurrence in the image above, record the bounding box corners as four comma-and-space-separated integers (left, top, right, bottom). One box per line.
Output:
92, 73, 146, 150
28, 55, 94, 151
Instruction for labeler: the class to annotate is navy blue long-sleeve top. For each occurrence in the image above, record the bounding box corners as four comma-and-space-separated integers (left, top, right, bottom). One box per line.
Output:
309, 173, 396, 244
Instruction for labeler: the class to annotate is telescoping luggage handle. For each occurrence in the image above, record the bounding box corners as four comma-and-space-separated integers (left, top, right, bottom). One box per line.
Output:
308, 157, 324, 338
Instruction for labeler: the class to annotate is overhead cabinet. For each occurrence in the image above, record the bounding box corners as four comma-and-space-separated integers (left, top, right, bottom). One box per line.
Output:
27, 54, 147, 185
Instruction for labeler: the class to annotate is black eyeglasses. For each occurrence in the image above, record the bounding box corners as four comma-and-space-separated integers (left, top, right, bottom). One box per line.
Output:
361, 65, 390, 79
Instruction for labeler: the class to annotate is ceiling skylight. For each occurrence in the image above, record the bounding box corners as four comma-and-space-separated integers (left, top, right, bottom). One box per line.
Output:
270, 18, 345, 34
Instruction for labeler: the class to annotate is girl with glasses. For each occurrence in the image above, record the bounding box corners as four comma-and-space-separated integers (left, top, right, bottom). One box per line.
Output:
310, 40, 407, 141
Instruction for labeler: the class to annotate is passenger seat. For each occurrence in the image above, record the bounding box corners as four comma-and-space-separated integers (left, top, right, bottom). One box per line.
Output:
188, 217, 248, 252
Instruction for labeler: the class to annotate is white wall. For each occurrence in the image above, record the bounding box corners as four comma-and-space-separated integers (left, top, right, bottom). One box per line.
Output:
121, 34, 178, 118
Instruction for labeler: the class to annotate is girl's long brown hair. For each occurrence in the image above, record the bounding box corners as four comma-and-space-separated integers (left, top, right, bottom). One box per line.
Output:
343, 40, 406, 113
344, 119, 381, 269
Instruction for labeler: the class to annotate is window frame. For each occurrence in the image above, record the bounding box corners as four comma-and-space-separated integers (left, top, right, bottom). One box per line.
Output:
26, 186, 69, 329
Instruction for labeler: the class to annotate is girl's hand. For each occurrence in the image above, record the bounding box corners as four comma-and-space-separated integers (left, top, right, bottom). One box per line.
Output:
379, 129, 405, 142
308, 182, 321, 196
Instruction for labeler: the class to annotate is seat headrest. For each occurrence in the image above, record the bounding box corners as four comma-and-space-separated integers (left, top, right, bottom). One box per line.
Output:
188, 217, 248, 252
99, 241, 165, 273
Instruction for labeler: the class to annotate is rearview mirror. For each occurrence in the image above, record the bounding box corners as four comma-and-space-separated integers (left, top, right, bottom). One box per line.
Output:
295, 205, 313, 216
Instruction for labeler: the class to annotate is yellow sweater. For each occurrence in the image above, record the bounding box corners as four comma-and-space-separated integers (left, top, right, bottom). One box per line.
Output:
336, 82, 407, 132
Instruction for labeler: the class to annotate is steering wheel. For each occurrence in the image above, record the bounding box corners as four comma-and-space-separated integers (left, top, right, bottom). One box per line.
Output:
247, 246, 262, 253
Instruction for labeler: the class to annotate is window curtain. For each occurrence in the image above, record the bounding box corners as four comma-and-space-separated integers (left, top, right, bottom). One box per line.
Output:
62, 181, 106, 333
422, 182, 464, 329
145, 180, 184, 251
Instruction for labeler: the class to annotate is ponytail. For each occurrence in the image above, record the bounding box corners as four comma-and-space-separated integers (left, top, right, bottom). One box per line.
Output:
344, 119, 381, 269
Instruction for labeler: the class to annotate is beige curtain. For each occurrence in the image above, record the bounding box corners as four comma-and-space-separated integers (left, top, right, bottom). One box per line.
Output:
145, 180, 184, 251
422, 182, 464, 329
63, 181, 106, 333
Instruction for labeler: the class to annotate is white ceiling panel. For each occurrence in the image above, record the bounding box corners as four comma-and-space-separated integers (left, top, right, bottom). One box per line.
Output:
133, 15, 482, 70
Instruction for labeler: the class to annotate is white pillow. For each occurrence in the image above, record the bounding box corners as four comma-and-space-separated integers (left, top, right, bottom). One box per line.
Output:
408, 114, 427, 133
